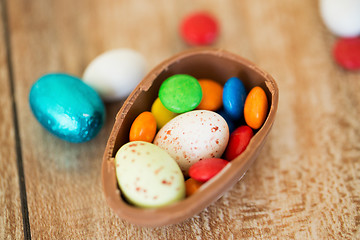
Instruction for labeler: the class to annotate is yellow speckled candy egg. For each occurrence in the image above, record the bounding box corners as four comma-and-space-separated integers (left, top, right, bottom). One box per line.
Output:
154, 110, 229, 176
115, 141, 185, 208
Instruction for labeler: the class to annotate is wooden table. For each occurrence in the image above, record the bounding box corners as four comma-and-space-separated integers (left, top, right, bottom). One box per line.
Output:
1, 0, 359, 239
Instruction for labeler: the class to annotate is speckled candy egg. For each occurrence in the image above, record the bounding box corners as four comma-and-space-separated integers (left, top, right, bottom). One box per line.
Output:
29, 73, 105, 143
115, 141, 185, 208
154, 110, 229, 176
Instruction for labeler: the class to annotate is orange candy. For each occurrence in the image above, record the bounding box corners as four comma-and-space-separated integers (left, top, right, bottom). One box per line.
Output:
244, 86, 268, 129
185, 178, 203, 197
196, 79, 223, 111
129, 111, 157, 142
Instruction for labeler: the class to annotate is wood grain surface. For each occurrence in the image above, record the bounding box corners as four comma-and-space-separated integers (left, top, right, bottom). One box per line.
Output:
0, 1, 24, 239
1, 0, 360, 239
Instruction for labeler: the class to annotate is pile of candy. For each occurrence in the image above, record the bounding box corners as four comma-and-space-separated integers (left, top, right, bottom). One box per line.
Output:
28, 8, 274, 210
115, 74, 268, 208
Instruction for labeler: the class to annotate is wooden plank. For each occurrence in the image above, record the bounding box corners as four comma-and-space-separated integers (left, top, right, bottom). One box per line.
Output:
6, 0, 360, 238
0, 1, 24, 239
237, 1, 360, 238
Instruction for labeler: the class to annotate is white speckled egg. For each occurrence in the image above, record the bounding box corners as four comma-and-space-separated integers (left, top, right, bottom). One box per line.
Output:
154, 110, 229, 176
320, 0, 360, 37
115, 141, 185, 208
83, 48, 147, 101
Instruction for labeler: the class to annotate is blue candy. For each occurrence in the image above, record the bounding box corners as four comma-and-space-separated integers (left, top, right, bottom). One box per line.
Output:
29, 73, 105, 143
217, 109, 236, 134
222, 77, 247, 120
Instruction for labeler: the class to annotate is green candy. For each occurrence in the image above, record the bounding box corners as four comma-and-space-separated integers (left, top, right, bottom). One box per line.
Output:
159, 74, 202, 113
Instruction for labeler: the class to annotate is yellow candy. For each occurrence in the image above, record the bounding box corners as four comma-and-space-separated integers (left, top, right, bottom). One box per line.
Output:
151, 98, 178, 129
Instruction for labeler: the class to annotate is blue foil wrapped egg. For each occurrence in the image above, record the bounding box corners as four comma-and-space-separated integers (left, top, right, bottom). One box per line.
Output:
29, 73, 106, 143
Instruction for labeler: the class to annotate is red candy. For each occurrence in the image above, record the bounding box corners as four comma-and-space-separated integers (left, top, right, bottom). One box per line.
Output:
180, 12, 219, 46
224, 125, 254, 161
189, 158, 229, 182
333, 37, 360, 70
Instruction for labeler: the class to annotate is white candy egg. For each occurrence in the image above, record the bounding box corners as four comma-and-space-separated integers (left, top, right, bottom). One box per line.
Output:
154, 110, 229, 176
83, 48, 147, 101
319, 0, 360, 37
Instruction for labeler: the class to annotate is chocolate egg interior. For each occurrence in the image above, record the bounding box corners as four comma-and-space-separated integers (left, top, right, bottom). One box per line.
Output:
102, 48, 278, 227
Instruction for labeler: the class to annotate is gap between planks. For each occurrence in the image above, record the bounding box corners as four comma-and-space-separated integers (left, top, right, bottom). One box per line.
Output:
1, 0, 31, 239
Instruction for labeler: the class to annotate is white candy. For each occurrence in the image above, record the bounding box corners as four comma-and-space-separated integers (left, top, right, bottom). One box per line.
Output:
83, 49, 147, 101
319, 0, 360, 37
